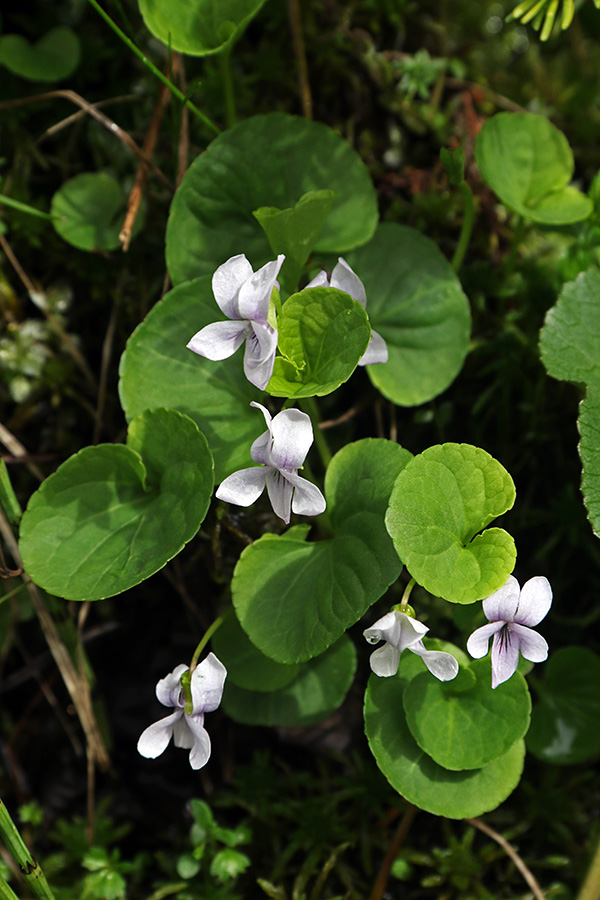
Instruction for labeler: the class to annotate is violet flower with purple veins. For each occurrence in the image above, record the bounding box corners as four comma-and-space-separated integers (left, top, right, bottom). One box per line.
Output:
363, 609, 458, 681
137, 653, 226, 769
467, 574, 552, 689
187, 253, 284, 390
216, 401, 326, 524
307, 257, 388, 366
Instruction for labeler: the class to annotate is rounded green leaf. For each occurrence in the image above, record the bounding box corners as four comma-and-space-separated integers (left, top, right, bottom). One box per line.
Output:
527, 647, 600, 765
475, 113, 593, 225
364, 663, 526, 819
19, 409, 213, 601
212, 613, 299, 692
118, 278, 260, 482
386, 443, 516, 604
0, 27, 80, 82
222, 636, 356, 727
138, 0, 267, 56
540, 269, 600, 534
403, 658, 531, 770
267, 288, 370, 398
344, 224, 471, 406
166, 113, 378, 285
232, 440, 412, 663
51, 173, 141, 252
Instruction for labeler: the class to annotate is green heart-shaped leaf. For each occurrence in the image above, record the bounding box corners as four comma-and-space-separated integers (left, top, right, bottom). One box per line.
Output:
0, 27, 80, 82
344, 224, 471, 406
166, 113, 378, 285
266, 287, 370, 398
527, 647, 600, 765
364, 655, 526, 819
222, 636, 356, 727
212, 613, 300, 693
254, 190, 336, 293
475, 112, 593, 225
19, 409, 213, 601
403, 658, 531, 770
386, 443, 516, 604
138, 0, 267, 56
119, 278, 261, 482
51, 173, 143, 252
232, 439, 412, 663
540, 268, 600, 534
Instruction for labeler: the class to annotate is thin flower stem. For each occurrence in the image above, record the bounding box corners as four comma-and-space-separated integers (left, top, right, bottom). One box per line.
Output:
299, 397, 333, 469
86, 0, 220, 135
190, 610, 232, 672
399, 577, 416, 611
576, 831, 600, 900
505, 215, 526, 277
219, 47, 237, 129
0, 801, 56, 900
451, 180, 475, 272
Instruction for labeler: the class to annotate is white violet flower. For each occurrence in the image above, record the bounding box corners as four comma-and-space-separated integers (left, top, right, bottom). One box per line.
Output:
363, 609, 459, 681
187, 253, 284, 390
137, 653, 226, 769
216, 401, 326, 525
466, 574, 552, 689
306, 257, 388, 366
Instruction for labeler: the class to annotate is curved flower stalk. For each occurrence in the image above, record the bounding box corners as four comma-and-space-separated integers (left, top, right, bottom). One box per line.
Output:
467, 575, 552, 689
216, 401, 326, 524
187, 253, 285, 390
364, 609, 459, 681
137, 653, 226, 769
307, 257, 388, 366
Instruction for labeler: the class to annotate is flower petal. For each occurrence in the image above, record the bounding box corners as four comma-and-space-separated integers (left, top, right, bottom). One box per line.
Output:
409, 641, 459, 681
515, 576, 552, 627
490, 626, 520, 688
265, 468, 294, 523
359, 331, 388, 366
511, 623, 549, 663
286, 471, 326, 517
238, 255, 284, 322
216, 467, 267, 507
330, 258, 367, 308
187, 320, 248, 361
482, 575, 520, 623
190, 652, 227, 713
137, 710, 182, 758
396, 611, 430, 653
363, 610, 427, 651
212, 254, 253, 318
185, 715, 212, 770
305, 270, 329, 289
172, 715, 194, 749
268, 408, 314, 470
466, 621, 504, 658
243, 321, 278, 390
155, 664, 188, 707
369, 642, 401, 677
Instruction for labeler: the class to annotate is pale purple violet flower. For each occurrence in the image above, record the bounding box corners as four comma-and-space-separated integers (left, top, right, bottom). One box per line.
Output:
306, 257, 388, 366
187, 253, 285, 390
466, 575, 552, 689
137, 653, 226, 769
364, 609, 459, 681
216, 401, 326, 525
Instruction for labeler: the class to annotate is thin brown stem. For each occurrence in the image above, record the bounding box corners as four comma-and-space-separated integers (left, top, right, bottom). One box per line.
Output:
466, 817, 546, 900
369, 805, 418, 900
287, 0, 313, 118
119, 82, 171, 251
37, 95, 138, 141
93, 298, 118, 444
0, 91, 172, 190
0, 424, 43, 482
